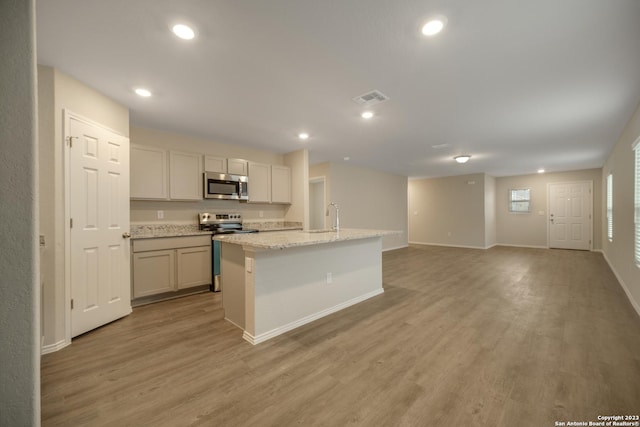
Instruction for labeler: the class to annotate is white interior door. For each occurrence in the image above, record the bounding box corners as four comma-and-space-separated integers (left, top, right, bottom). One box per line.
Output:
68, 115, 131, 337
548, 182, 592, 250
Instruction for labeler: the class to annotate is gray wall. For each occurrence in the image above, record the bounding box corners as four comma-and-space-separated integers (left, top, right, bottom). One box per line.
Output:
601, 101, 640, 314
0, 0, 40, 424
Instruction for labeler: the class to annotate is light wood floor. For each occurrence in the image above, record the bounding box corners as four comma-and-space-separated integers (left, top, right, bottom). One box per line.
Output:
41, 245, 640, 426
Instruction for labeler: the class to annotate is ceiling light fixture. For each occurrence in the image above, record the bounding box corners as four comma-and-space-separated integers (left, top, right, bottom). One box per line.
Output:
298, 132, 309, 140
422, 16, 447, 36
344, 157, 350, 161
361, 111, 374, 119
454, 155, 471, 164
134, 88, 152, 97
172, 24, 195, 40
538, 169, 546, 174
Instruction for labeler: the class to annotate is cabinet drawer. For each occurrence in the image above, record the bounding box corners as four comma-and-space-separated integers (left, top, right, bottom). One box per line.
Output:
132, 235, 211, 252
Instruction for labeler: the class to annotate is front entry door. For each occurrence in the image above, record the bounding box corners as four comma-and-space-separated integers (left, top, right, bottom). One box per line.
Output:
548, 182, 592, 250
68, 114, 131, 337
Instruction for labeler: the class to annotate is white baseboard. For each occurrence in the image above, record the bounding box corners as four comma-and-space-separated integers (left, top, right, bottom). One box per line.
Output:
409, 241, 487, 250
41, 339, 70, 355
600, 251, 640, 318
383, 244, 409, 252
495, 243, 548, 249
242, 288, 385, 345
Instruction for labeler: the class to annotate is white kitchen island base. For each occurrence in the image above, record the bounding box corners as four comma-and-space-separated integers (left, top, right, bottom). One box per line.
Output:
218, 230, 391, 344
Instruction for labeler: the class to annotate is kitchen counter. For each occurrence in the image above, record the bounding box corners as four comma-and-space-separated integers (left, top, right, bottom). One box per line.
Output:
242, 220, 302, 232
130, 224, 212, 239
218, 228, 396, 344
213, 228, 398, 249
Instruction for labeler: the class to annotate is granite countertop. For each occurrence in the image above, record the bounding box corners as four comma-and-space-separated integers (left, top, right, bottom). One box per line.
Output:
243, 220, 302, 232
213, 228, 400, 250
130, 224, 212, 239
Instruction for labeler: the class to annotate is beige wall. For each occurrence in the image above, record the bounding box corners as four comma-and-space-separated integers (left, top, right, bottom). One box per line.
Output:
409, 173, 487, 248
1, 0, 40, 423
312, 162, 408, 251
601, 102, 640, 315
485, 175, 497, 248
495, 169, 602, 249
39, 66, 130, 349
283, 149, 309, 227
129, 126, 288, 223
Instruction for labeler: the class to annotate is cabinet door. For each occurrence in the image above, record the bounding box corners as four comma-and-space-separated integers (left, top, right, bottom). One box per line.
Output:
169, 150, 202, 200
271, 165, 291, 204
176, 246, 212, 289
228, 158, 248, 176
130, 145, 167, 199
248, 162, 271, 203
132, 250, 176, 298
204, 156, 227, 173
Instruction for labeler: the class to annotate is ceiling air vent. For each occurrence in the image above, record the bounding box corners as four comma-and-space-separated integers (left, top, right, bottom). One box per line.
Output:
352, 90, 389, 106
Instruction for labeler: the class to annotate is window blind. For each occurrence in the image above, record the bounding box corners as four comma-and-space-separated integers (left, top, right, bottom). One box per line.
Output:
509, 188, 531, 213
634, 137, 640, 266
606, 173, 613, 242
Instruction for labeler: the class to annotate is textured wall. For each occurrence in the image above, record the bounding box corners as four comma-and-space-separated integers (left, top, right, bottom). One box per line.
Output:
0, 0, 40, 424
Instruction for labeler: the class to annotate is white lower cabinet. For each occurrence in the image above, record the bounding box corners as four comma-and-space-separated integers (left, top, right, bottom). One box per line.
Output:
132, 235, 211, 299
132, 250, 176, 298
176, 246, 212, 289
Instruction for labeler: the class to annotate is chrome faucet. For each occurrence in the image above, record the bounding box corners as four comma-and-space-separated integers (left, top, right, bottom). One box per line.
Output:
328, 202, 340, 232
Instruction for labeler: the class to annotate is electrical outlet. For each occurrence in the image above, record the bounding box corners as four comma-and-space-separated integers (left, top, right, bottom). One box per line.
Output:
447, 231, 452, 237
259, 210, 264, 218
157, 210, 164, 219
326, 272, 332, 284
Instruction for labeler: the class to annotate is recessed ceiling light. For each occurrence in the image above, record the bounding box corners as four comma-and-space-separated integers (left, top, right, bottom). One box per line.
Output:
422, 17, 447, 36
298, 132, 309, 140
134, 88, 152, 97
538, 169, 546, 174
454, 155, 471, 164
361, 111, 374, 119
344, 157, 350, 161
172, 24, 195, 40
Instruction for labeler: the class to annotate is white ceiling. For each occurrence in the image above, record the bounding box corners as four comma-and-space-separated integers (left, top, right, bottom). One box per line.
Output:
36, 0, 640, 178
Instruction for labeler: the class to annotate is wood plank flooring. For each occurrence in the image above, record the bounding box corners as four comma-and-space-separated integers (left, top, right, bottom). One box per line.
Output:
41, 245, 640, 426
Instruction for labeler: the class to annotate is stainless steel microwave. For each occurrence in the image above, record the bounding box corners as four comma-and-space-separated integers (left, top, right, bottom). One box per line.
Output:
203, 172, 248, 200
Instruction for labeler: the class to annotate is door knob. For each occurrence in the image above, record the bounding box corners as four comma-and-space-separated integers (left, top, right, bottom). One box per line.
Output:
122, 232, 131, 238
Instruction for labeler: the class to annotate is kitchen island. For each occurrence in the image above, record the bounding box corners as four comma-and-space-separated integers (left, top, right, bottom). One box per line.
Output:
214, 229, 398, 344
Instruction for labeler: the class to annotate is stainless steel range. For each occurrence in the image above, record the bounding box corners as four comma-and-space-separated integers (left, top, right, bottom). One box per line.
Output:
198, 212, 258, 291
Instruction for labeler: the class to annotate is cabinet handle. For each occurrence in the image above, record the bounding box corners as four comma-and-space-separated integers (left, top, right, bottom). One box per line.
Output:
122, 232, 131, 239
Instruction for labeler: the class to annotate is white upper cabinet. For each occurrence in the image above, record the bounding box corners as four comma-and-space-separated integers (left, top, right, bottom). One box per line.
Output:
130, 145, 168, 200
204, 156, 227, 173
248, 162, 271, 203
271, 165, 291, 204
169, 150, 202, 200
228, 158, 248, 176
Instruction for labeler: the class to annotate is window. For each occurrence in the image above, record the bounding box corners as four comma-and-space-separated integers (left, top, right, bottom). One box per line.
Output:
607, 173, 613, 242
509, 188, 531, 213
634, 136, 640, 266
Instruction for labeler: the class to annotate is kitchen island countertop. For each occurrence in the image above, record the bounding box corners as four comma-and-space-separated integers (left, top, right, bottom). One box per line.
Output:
213, 228, 399, 250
